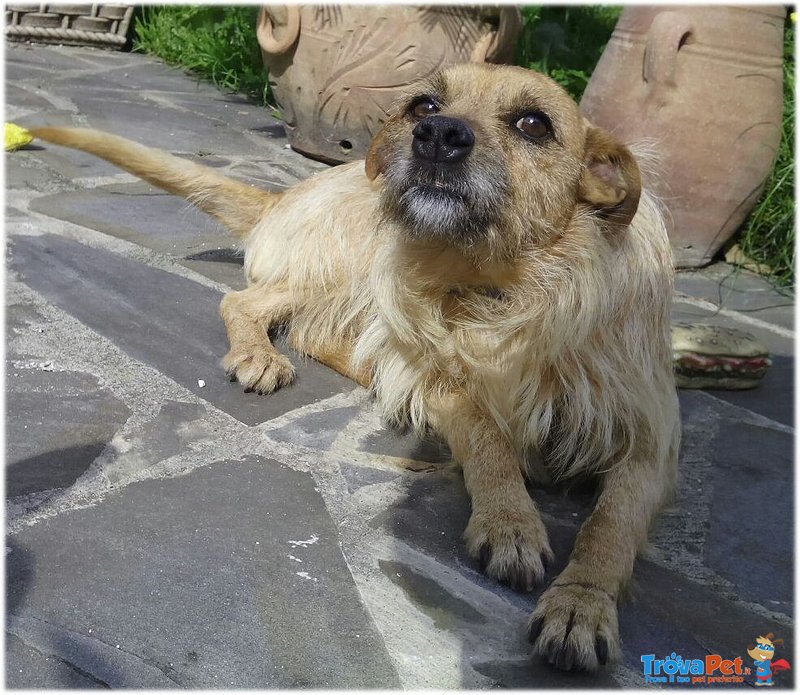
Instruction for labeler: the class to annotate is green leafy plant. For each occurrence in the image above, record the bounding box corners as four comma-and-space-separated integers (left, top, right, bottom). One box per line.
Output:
516, 6, 622, 100
736, 19, 795, 288
133, 6, 270, 104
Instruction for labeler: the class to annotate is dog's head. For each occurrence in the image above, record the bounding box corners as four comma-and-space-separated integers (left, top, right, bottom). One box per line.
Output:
366, 64, 640, 257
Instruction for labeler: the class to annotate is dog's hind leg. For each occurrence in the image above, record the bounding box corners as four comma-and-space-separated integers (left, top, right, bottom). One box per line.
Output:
428, 392, 554, 592
527, 434, 679, 671
219, 285, 296, 393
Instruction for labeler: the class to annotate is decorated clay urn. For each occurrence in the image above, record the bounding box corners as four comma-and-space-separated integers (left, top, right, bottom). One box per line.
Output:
580, 6, 786, 268
257, 5, 522, 163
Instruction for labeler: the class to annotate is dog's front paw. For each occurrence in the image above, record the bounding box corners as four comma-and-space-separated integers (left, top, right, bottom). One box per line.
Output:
528, 582, 620, 671
465, 503, 553, 592
222, 347, 296, 394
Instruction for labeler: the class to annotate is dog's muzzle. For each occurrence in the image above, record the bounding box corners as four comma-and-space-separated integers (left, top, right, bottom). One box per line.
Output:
381, 113, 505, 245
412, 116, 475, 165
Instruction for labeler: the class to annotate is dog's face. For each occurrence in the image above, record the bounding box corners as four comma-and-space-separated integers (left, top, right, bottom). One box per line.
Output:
366, 64, 641, 257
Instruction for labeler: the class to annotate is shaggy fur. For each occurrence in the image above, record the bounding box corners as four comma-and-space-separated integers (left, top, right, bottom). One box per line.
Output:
32, 63, 681, 672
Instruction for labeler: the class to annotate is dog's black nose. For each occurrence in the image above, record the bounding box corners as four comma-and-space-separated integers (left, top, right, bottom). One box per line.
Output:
412, 115, 474, 164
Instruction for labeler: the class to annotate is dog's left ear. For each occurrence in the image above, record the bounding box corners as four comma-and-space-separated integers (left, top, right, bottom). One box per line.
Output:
578, 125, 641, 232
365, 116, 400, 181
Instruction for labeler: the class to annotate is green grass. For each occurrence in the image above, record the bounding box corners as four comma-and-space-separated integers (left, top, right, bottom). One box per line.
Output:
736, 20, 795, 288
133, 6, 269, 104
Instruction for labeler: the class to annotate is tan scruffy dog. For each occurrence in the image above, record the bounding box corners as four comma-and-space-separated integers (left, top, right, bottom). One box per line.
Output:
32, 63, 681, 672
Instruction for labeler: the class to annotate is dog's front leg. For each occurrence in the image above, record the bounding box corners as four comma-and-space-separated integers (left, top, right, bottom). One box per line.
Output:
528, 449, 675, 671
219, 284, 296, 393
428, 392, 553, 591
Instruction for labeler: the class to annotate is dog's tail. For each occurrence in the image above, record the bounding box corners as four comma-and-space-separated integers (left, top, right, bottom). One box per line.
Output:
30, 126, 277, 239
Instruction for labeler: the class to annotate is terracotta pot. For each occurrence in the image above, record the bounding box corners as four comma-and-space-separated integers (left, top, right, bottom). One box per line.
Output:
580, 6, 786, 268
257, 5, 522, 163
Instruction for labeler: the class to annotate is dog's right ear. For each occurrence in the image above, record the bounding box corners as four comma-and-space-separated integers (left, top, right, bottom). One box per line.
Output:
578, 124, 642, 234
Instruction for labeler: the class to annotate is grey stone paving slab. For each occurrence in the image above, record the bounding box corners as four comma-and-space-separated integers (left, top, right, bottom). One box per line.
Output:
176, 152, 232, 169
656, 389, 793, 600
6, 456, 400, 688
52, 45, 145, 69
5, 84, 53, 112
8, 233, 352, 426
269, 405, 362, 450
5, 153, 71, 193
378, 556, 622, 689
13, 123, 123, 180
181, 255, 248, 291
7, 43, 102, 71
30, 182, 228, 257
5, 61, 47, 84
339, 461, 400, 493
6, 631, 106, 689
6, 206, 26, 219
29, 179, 251, 288
73, 97, 262, 157
6, 293, 45, 336
6, 298, 132, 499
92, 63, 211, 93
102, 399, 222, 487
679, 393, 793, 613
675, 263, 794, 330
32, 60, 208, 97
701, 361, 794, 429
165, 90, 283, 134
6, 366, 130, 498
360, 427, 453, 465
270, 402, 454, 465
470, 657, 622, 688
380, 559, 488, 629
6, 613, 179, 689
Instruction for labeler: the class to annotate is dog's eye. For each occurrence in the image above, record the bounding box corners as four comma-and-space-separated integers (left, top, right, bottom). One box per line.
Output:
409, 98, 439, 119
514, 112, 551, 140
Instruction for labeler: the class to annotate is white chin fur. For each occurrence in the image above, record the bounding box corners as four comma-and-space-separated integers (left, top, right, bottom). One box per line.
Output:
400, 186, 470, 236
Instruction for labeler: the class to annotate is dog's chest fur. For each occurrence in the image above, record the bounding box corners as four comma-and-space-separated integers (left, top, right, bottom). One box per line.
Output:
356, 197, 676, 482
244, 164, 676, 484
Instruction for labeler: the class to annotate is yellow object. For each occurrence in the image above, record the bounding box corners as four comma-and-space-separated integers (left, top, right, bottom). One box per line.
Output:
5, 123, 33, 152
